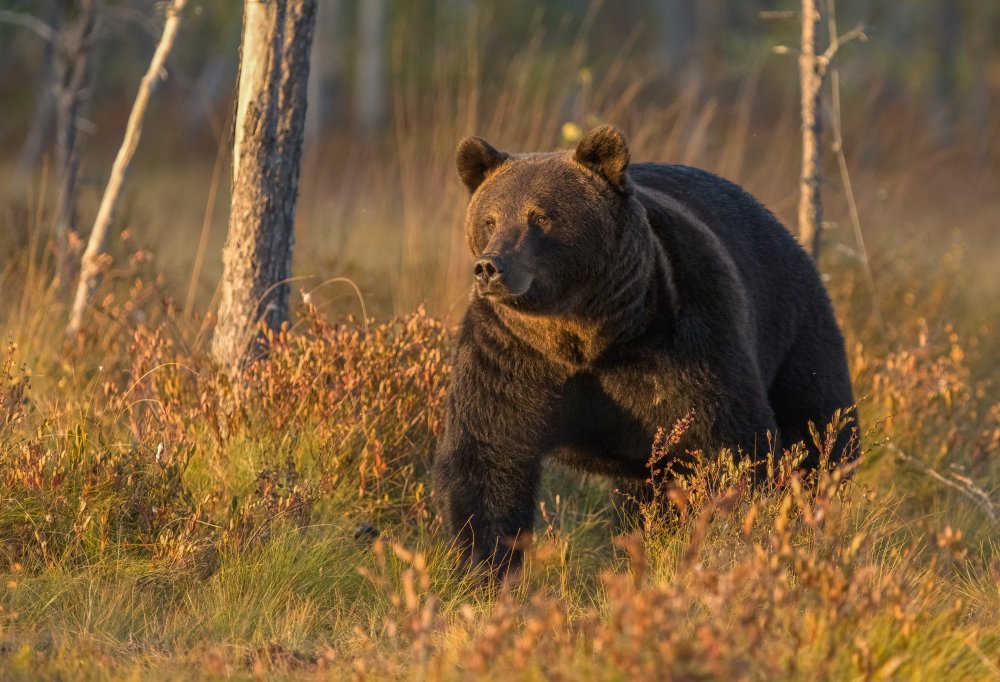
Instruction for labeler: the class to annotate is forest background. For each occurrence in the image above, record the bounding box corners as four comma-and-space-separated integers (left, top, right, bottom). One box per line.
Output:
1, 0, 999, 678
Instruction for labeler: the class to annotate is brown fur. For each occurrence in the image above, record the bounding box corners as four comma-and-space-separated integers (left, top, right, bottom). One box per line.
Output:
434, 126, 856, 576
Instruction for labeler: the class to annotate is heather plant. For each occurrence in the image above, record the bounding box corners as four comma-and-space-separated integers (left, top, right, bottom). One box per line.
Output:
1, 250, 998, 679
0, 5, 997, 674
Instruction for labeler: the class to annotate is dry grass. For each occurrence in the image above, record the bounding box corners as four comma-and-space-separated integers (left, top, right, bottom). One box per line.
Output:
1, 7, 999, 679
1, 217, 999, 678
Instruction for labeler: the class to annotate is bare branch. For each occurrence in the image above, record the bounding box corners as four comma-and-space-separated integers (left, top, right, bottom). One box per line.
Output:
824, 0, 885, 337
759, 10, 798, 21
890, 444, 998, 522
0, 9, 57, 43
68, 0, 190, 335
819, 22, 867, 69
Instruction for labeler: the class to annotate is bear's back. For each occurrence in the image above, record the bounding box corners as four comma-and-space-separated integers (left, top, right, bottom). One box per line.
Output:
628, 163, 832, 385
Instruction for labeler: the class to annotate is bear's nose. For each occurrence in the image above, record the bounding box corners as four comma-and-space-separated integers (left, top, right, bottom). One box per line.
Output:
474, 256, 505, 286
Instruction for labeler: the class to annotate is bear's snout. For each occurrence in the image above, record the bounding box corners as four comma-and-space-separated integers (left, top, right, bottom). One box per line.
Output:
474, 254, 534, 299
474, 255, 505, 289
473, 256, 507, 296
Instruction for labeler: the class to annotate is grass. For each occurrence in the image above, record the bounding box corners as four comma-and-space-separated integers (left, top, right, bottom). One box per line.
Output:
0, 232, 998, 679
1, 7, 999, 678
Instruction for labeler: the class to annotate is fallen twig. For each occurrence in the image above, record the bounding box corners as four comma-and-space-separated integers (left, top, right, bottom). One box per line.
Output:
889, 443, 998, 522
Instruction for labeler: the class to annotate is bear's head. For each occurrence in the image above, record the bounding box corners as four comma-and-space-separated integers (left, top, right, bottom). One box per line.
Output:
455, 125, 638, 315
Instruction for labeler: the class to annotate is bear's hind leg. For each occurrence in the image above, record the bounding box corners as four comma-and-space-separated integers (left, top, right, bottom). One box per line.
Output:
767, 312, 857, 470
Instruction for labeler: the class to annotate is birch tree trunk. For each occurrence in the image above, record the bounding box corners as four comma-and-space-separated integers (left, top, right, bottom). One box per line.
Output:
797, 0, 823, 260
211, 0, 317, 372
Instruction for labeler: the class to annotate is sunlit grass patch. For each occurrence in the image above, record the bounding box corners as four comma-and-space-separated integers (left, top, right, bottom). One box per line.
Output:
1, 208, 999, 678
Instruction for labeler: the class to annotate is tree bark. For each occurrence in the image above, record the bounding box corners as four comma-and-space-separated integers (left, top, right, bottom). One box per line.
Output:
211, 0, 317, 373
798, 0, 823, 260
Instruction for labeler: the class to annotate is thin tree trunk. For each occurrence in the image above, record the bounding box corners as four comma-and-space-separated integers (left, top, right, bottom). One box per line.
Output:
305, 0, 342, 147
356, 0, 386, 137
696, 0, 725, 92
67, 0, 188, 335
967, 4, 991, 148
931, 0, 961, 143
211, 0, 317, 372
798, 0, 823, 260
14, 1, 59, 188
659, 0, 697, 91
53, 0, 98, 286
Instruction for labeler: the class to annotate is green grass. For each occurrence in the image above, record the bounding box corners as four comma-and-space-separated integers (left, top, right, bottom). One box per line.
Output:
1, 237, 998, 680
1, 17, 998, 674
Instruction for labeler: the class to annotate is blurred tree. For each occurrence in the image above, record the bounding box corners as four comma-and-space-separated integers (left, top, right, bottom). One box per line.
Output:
696, 0, 725, 91
931, 0, 960, 142
1, 0, 998, 212
12, 0, 59, 187
305, 0, 344, 146
660, 0, 696, 74
659, 0, 697, 88
967, 2, 993, 142
1, 0, 98, 284
53, 0, 98, 285
212, 0, 317, 372
356, 0, 387, 137
182, 46, 239, 130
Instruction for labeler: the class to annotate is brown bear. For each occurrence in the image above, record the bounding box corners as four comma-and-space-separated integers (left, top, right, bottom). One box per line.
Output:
433, 125, 856, 575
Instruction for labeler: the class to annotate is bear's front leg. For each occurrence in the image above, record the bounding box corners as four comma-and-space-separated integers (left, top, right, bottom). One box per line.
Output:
433, 326, 558, 578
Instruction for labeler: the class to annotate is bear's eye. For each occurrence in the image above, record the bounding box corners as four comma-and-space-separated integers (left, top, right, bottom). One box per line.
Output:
483, 217, 496, 230
531, 214, 551, 229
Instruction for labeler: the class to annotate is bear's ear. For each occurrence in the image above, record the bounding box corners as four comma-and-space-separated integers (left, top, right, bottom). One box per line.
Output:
574, 125, 631, 192
455, 136, 508, 193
